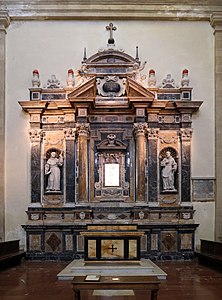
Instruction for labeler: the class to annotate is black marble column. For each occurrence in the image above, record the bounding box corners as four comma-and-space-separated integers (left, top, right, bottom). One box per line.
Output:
180, 128, 192, 202
64, 128, 76, 203
29, 130, 43, 204
147, 128, 159, 203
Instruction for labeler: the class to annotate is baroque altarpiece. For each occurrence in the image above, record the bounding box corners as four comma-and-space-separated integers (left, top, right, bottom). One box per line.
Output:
20, 24, 202, 260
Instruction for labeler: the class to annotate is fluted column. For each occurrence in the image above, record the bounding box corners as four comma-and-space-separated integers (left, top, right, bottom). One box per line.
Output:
64, 128, 76, 204
211, 14, 222, 241
0, 12, 10, 240
76, 123, 90, 203
179, 128, 192, 203
134, 123, 147, 202
147, 128, 159, 203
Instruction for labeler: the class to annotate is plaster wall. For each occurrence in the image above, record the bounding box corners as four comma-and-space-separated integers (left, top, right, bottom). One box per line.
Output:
4, 20, 215, 247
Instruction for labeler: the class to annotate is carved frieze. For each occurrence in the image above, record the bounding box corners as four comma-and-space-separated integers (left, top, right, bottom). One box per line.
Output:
158, 115, 181, 124
42, 116, 65, 124
43, 131, 64, 147
148, 114, 158, 123
159, 130, 179, 152
30, 114, 41, 123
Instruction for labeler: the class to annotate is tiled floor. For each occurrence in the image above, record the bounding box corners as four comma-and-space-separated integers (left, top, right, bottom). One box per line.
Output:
0, 259, 222, 300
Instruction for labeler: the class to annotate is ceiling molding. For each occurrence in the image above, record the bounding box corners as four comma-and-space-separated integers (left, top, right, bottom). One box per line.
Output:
0, 1, 222, 21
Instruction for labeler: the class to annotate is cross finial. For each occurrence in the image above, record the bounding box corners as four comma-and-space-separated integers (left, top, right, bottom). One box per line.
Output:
106, 22, 117, 45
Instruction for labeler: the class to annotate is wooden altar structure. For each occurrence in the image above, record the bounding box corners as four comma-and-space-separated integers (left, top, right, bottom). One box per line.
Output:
20, 24, 202, 260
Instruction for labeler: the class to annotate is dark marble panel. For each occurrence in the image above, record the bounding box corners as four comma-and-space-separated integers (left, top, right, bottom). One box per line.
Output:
192, 178, 215, 201
41, 93, 66, 100
181, 143, 191, 202
31, 145, 41, 203
148, 140, 158, 202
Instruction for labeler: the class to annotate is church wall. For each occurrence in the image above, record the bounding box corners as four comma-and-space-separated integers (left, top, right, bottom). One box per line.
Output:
4, 20, 215, 249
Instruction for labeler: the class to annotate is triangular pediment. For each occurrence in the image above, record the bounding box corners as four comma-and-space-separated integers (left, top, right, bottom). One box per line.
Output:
126, 77, 155, 99
68, 77, 96, 99
68, 76, 155, 105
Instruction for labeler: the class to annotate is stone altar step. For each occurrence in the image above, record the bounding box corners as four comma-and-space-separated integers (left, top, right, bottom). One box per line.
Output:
57, 259, 167, 280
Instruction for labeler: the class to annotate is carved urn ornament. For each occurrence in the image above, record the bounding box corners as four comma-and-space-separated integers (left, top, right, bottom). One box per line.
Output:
148, 69, 156, 87
32, 69, 40, 87
181, 69, 190, 87
66, 69, 75, 87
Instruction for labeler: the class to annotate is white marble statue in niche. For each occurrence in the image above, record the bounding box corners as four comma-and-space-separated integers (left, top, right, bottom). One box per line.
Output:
161, 150, 177, 192
45, 150, 63, 191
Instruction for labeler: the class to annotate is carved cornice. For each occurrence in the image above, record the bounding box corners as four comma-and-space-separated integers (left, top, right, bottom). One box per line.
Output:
210, 13, 222, 32
0, 11, 10, 32
1, 1, 222, 21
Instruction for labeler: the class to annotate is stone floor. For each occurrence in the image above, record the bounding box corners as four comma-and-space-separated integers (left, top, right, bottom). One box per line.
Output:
0, 259, 222, 300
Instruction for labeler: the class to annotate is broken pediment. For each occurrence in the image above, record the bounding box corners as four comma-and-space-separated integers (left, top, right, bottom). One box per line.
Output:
97, 134, 127, 151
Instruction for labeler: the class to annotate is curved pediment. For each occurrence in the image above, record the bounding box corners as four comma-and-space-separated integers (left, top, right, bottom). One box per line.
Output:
85, 49, 139, 66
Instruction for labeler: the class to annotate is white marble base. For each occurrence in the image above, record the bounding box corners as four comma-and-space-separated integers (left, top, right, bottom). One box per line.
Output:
57, 259, 167, 280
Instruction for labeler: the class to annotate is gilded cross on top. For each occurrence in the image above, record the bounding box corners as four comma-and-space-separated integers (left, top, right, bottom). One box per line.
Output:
106, 22, 117, 44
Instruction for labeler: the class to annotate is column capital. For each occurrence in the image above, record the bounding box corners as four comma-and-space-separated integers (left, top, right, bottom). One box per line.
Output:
29, 129, 44, 143
76, 123, 90, 137
147, 128, 159, 140
64, 127, 76, 140
210, 13, 222, 33
0, 11, 10, 32
134, 123, 148, 137
179, 128, 193, 141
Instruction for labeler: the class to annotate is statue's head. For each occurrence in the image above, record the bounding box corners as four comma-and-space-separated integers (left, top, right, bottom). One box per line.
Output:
166, 151, 171, 158
51, 151, 56, 158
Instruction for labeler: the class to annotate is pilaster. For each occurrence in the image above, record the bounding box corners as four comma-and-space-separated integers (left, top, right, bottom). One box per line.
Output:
64, 128, 76, 204
76, 123, 90, 203
147, 128, 159, 203
29, 129, 44, 205
179, 128, 192, 203
211, 13, 222, 241
0, 11, 10, 241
